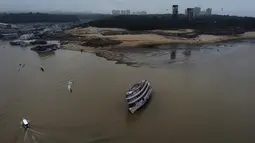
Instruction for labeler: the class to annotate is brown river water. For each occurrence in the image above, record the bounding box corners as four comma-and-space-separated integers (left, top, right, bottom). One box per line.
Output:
0, 40, 255, 143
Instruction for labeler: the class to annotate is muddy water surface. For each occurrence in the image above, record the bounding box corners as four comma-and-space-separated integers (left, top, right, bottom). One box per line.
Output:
0, 40, 255, 143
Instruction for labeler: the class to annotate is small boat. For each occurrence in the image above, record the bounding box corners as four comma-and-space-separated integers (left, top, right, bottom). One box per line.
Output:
10, 40, 30, 47
31, 44, 58, 53
126, 80, 152, 113
10, 40, 22, 46
21, 118, 30, 129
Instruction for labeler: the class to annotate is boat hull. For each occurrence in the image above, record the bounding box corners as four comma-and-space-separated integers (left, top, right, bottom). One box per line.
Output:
128, 86, 152, 113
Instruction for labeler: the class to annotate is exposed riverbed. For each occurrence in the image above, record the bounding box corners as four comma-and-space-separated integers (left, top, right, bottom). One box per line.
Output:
0, 40, 255, 143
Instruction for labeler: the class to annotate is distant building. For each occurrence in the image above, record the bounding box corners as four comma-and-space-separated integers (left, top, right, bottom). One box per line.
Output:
140, 11, 147, 15
112, 10, 116, 15
186, 8, 194, 20
193, 7, 201, 17
112, 10, 120, 15
133, 11, 147, 15
172, 5, 178, 18
126, 10, 130, 15
120, 10, 130, 15
206, 8, 212, 15
200, 10, 206, 15
116, 10, 121, 15
120, 10, 125, 15
199, 8, 212, 16
112, 10, 131, 15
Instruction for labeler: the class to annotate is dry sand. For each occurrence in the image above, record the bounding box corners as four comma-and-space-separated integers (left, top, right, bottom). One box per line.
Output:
109, 33, 255, 48
65, 27, 255, 50
63, 27, 255, 65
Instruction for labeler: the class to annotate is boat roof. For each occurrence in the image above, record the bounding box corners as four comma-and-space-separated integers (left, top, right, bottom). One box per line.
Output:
128, 80, 146, 91
22, 119, 28, 125
126, 80, 149, 98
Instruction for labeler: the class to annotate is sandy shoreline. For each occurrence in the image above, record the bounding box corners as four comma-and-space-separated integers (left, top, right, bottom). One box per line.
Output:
65, 27, 255, 49
62, 27, 255, 65
62, 43, 137, 66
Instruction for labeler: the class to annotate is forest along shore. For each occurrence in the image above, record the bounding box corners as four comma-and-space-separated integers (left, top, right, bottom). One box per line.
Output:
59, 27, 255, 65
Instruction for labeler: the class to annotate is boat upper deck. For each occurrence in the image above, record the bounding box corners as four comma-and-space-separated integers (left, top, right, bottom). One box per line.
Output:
126, 80, 148, 99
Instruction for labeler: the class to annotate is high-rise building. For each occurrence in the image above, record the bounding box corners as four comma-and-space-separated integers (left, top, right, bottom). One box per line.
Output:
193, 7, 201, 17
200, 11, 206, 15
140, 11, 147, 15
126, 10, 130, 15
120, 10, 130, 15
206, 8, 212, 15
112, 10, 120, 15
121, 10, 126, 15
172, 5, 178, 18
186, 8, 194, 20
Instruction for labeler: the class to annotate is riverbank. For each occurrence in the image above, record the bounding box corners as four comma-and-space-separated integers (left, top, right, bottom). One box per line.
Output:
62, 43, 137, 66
65, 27, 255, 48
61, 27, 255, 65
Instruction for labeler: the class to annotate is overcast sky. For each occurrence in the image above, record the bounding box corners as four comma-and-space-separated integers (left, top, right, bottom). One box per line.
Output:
0, 0, 254, 16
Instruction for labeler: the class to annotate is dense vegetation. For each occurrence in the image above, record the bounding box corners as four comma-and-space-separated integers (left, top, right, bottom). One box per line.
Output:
0, 13, 80, 23
76, 14, 112, 21
88, 14, 255, 32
